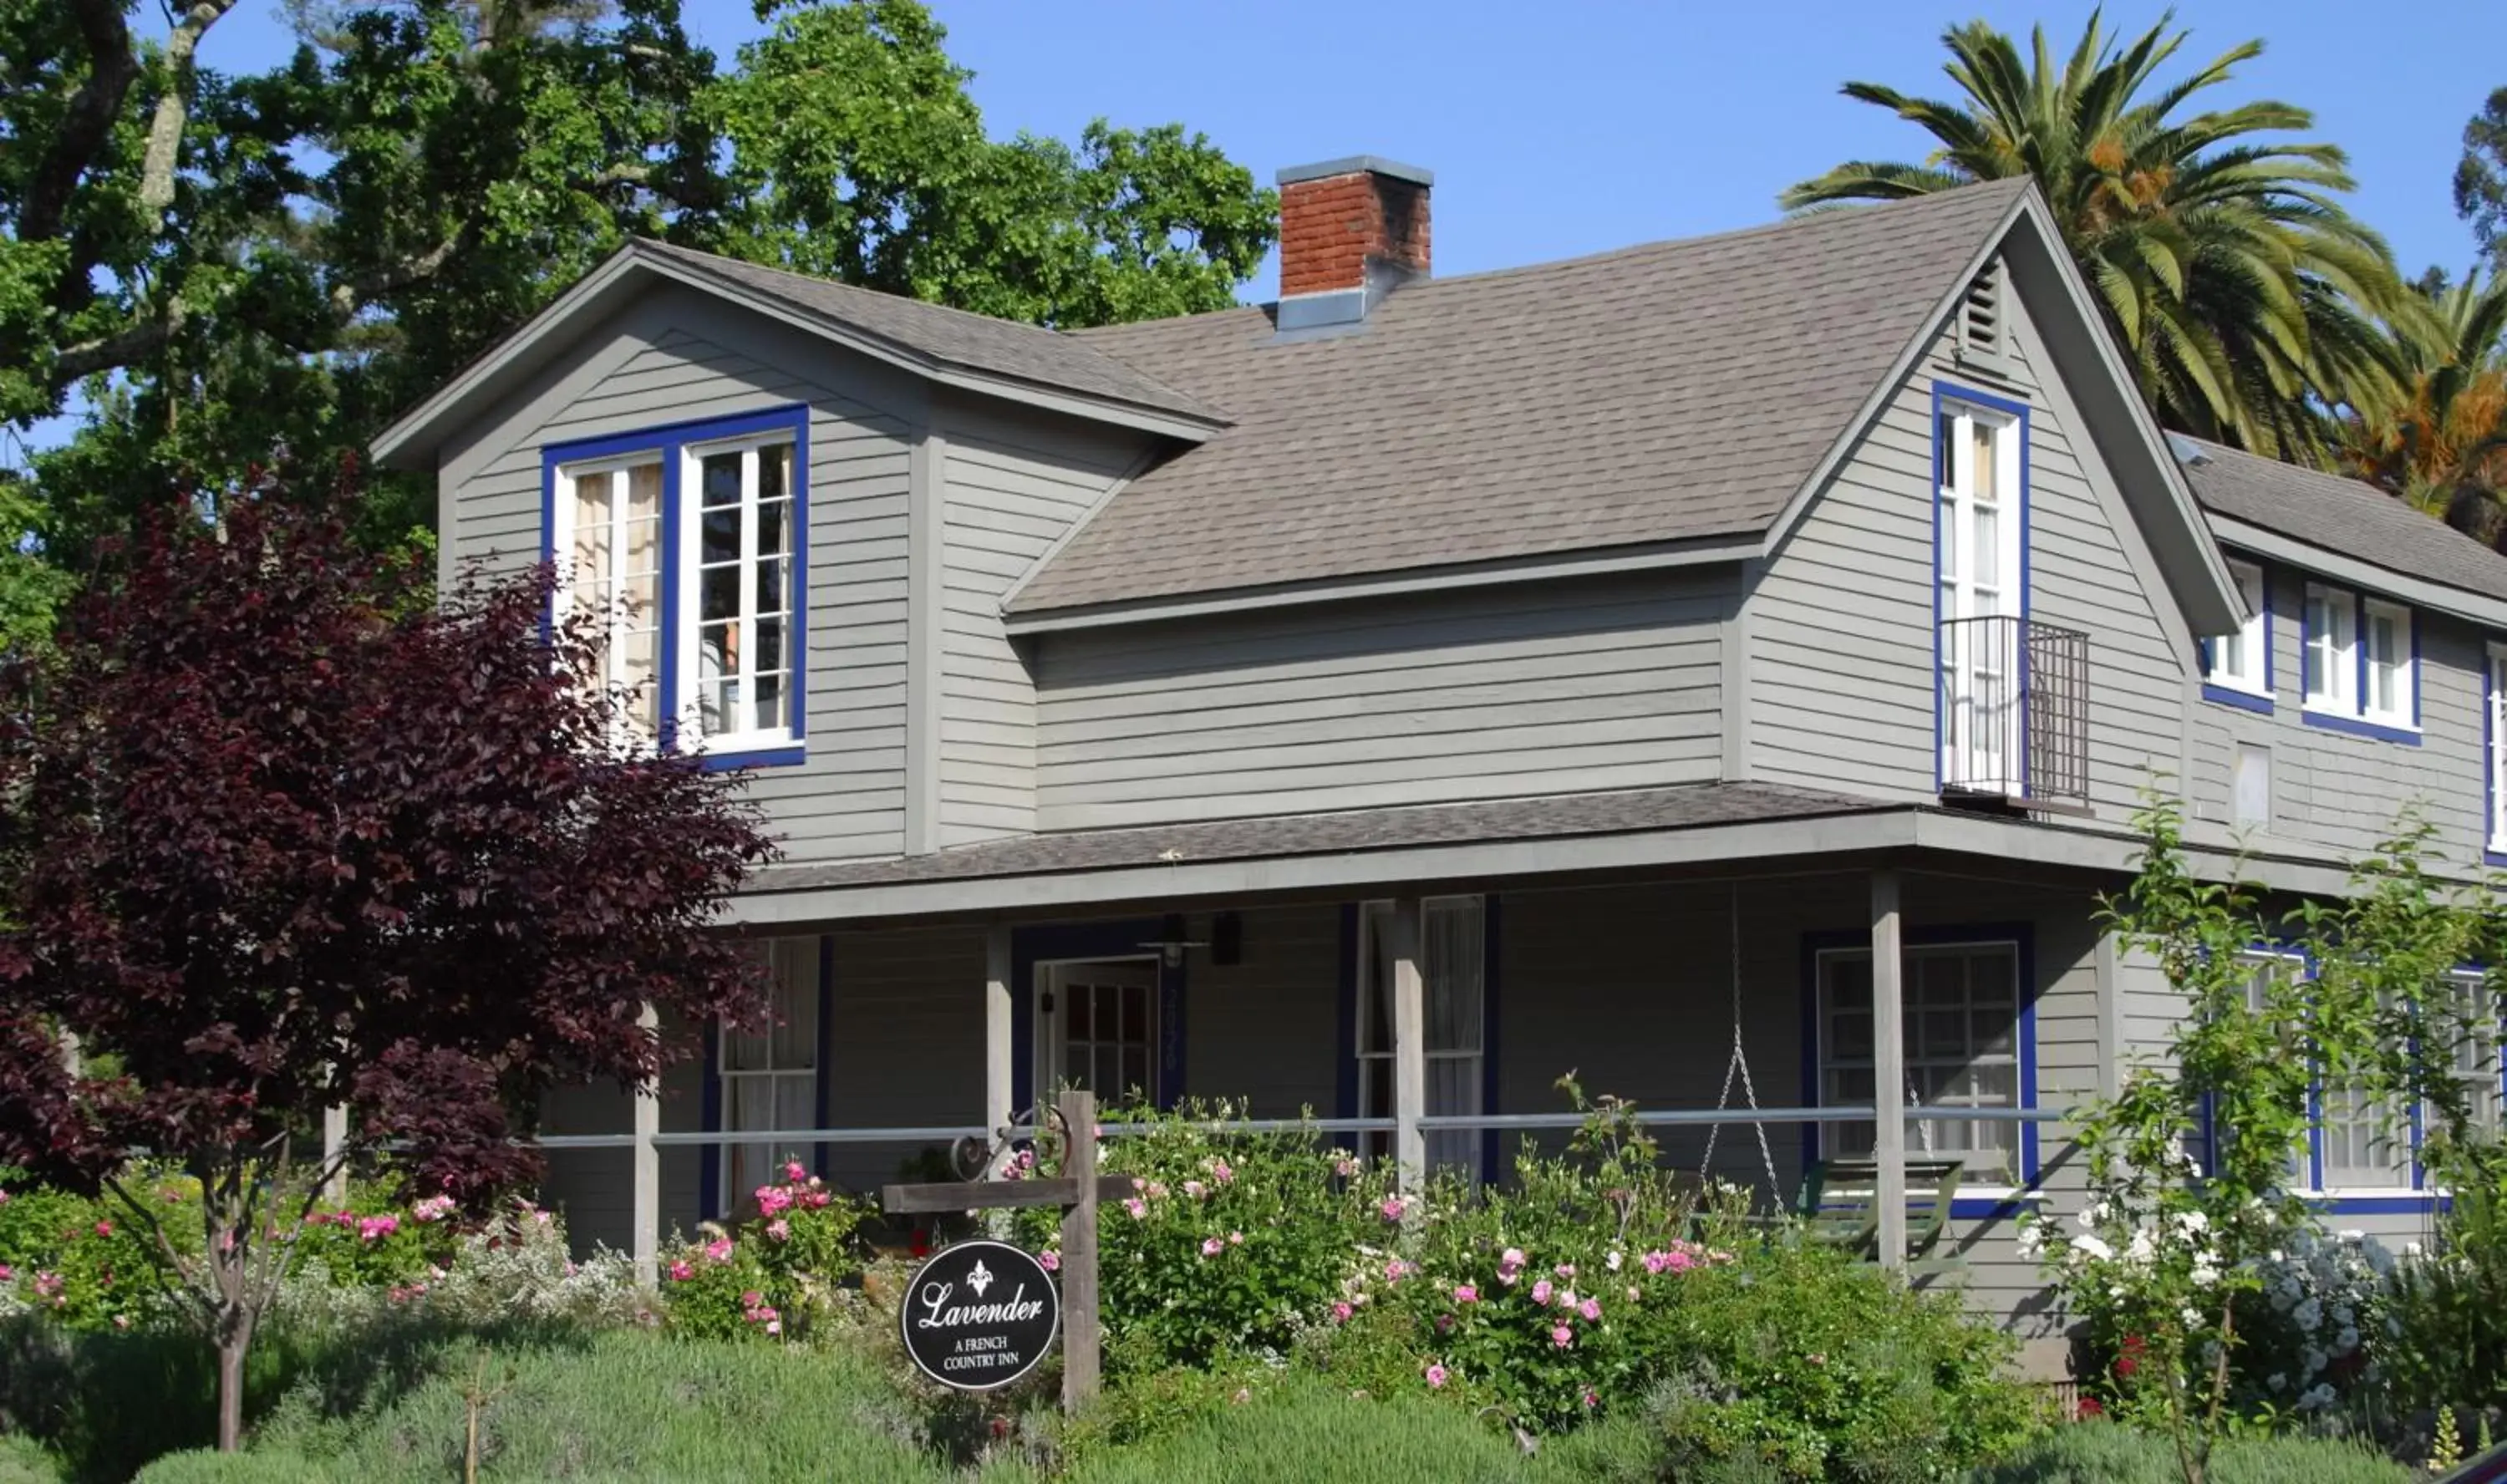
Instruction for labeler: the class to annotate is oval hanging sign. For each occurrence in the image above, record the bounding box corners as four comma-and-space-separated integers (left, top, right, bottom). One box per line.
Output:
898, 1239, 1060, 1390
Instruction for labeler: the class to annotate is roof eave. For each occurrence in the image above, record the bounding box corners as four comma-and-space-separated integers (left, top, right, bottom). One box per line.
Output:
2208, 515, 2507, 630
370, 244, 1226, 470
1002, 533, 1760, 633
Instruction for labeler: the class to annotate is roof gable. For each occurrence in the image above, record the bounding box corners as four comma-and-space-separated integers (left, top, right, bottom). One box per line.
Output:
372, 241, 1223, 470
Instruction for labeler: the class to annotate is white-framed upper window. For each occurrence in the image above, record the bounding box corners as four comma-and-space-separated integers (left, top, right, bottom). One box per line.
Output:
1817, 940, 2024, 1190
2202, 558, 2270, 698
2362, 597, 2414, 729
2301, 582, 2357, 714
552, 455, 665, 745
680, 435, 798, 755
2489, 644, 2507, 851
1935, 399, 2026, 794
543, 407, 807, 767
720, 938, 820, 1212
1355, 897, 1487, 1178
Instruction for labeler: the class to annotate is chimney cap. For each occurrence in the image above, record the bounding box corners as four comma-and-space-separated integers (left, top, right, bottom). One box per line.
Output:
1274, 155, 1434, 189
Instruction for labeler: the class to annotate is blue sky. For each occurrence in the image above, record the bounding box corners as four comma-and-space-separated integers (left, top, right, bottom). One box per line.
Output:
183, 0, 2506, 299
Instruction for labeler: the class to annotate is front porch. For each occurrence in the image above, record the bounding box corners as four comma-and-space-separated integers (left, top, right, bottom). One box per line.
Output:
533, 851, 2126, 1360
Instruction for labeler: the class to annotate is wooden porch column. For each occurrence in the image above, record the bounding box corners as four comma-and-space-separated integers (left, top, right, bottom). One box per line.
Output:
1386, 898, 1427, 1189
632, 1002, 661, 1289
1869, 869, 1908, 1273
320, 1104, 349, 1203
984, 924, 1015, 1136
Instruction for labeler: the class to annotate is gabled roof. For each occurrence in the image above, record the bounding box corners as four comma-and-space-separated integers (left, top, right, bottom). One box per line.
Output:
1007, 181, 2037, 616
372, 239, 1223, 469
2173, 435, 2507, 617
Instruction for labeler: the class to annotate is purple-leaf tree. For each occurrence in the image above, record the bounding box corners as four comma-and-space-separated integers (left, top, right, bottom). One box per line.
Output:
0, 469, 775, 1449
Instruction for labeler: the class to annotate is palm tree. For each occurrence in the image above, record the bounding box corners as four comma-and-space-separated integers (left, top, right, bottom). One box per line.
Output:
2338, 272, 2507, 543
1782, 10, 2403, 463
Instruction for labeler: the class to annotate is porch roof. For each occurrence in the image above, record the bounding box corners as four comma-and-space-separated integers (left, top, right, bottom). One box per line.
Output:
728, 784, 2367, 928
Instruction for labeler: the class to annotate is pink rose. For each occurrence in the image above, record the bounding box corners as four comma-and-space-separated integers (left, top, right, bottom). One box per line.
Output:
740, 1290, 763, 1308
704, 1238, 734, 1263
668, 1260, 694, 1282
1551, 1324, 1574, 1349
1211, 1159, 1234, 1185
1202, 1237, 1225, 1257
1122, 1197, 1147, 1220
1531, 1279, 1554, 1306
1554, 1263, 1575, 1278
765, 1319, 782, 1336
1039, 1250, 1060, 1272
1380, 1197, 1407, 1222
1453, 1283, 1478, 1304
765, 1219, 791, 1243
94, 1220, 112, 1238
1183, 1180, 1207, 1199
1228, 1231, 1243, 1245
1425, 1363, 1449, 1390
1330, 1302, 1353, 1324
1579, 1298, 1602, 1322
781, 1160, 806, 1183
1333, 1157, 1357, 1178
1582, 1389, 1599, 1409
1385, 1258, 1411, 1283
1145, 1181, 1169, 1199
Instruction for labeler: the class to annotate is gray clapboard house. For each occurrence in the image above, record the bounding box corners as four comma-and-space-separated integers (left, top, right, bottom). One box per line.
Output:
374, 160, 2507, 1366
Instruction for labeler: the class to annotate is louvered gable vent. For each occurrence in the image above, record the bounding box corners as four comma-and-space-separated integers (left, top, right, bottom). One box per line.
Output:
1958, 258, 2009, 368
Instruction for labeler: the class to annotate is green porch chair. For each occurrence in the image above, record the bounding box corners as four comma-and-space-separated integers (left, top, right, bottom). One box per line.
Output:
1790, 1156, 1969, 1275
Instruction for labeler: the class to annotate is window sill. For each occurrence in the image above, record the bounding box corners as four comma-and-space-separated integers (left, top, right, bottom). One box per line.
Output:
2304, 1191, 2430, 1215
2484, 845, 2507, 869
1950, 1188, 2042, 1221
2200, 682, 2274, 715
2300, 709, 2420, 745
697, 742, 806, 772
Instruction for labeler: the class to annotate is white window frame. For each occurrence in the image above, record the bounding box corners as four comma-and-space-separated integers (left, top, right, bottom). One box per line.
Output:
2301, 582, 2357, 716
1935, 400, 2026, 795
2361, 597, 2414, 730
551, 450, 666, 749
1035, 958, 1161, 1107
2321, 987, 2413, 1194
2490, 643, 2507, 853
2202, 559, 2270, 699
1815, 939, 2026, 1195
1355, 897, 1487, 1178
2435, 970, 2504, 1150
676, 433, 800, 756
718, 938, 821, 1213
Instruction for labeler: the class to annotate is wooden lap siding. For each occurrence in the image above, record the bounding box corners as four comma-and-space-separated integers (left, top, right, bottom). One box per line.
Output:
1031, 571, 1731, 831
1749, 309, 2193, 816
440, 289, 918, 867
2189, 572, 2487, 861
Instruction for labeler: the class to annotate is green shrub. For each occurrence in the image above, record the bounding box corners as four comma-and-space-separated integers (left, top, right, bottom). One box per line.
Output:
0, 1436, 63, 1484
1970, 1420, 2413, 1483
659, 1161, 869, 1342
1009, 1100, 1396, 1376
1058, 1376, 1652, 1484
2382, 1149, 2507, 1426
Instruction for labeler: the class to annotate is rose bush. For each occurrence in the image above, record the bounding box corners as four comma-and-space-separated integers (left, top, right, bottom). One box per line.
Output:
658, 1160, 867, 1342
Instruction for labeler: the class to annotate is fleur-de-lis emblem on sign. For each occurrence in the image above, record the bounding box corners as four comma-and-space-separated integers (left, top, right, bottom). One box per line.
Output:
966, 1258, 994, 1297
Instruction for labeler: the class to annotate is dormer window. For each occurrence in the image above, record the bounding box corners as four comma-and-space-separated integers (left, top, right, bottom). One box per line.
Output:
545, 406, 810, 769
2301, 580, 2416, 744
2199, 559, 2270, 709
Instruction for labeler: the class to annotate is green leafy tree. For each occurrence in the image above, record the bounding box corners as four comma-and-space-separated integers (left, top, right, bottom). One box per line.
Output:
2456, 87, 2507, 274
1782, 10, 2403, 463
1, 0, 1273, 637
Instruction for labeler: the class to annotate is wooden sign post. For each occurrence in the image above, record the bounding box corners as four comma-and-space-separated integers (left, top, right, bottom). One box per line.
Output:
882, 1090, 1127, 1411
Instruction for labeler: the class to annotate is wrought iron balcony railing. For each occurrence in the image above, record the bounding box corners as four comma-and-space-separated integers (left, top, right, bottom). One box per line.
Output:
1937, 615, 2089, 811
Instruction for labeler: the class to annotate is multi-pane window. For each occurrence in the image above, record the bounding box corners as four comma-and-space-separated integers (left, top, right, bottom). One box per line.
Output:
1356, 897, 1487, 1177
1042, 960, 1157, 1105
1935, 400, 2025, 793
687, 438, 796, 749
1818, 942, 2023, 1187
554, 457, 664, 743
2202, 559, 2270, 699
2302, 582, 2414, 733
545, 408, 806, 766
2439, 972, 2503, 1142
2362, 598, 2413, 729
2490, 647, 2507, 851
2302, 582, 2357, 714
2322, 988, 2411, 1192
720, 938, 819, 1211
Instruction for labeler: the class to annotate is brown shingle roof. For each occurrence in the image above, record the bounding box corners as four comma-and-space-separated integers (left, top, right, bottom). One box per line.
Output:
2172, 435, 2507, 606
1009, 180, 2032, 613
629, 240, 1220, 424
750, 782, 1886, 895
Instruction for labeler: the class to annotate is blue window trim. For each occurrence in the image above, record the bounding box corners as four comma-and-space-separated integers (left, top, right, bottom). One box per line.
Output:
2199, 557, 2275, 714
540, 404, 811, 771
1332, 898, 1503, 1179
2296, 579, 2419, 747
1010, 919, 1187, 1116
699, 933, 837, 1216
2486, 641, 2507, 868
2209, 944, 2455, 1215
1800, 922, 2039, 1221
1930, 384, 2032, 795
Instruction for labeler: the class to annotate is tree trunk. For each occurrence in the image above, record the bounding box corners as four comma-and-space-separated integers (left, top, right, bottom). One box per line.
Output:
216, 1325, 247, 1451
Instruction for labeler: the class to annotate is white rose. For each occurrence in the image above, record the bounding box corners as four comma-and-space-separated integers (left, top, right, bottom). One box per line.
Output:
2069, 1234, 2114, 1262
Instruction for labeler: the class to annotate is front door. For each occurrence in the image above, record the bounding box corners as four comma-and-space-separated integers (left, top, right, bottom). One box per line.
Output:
1035, 958, 1161, 1107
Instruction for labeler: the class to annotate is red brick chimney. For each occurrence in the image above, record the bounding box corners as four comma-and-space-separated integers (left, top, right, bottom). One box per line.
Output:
1274, 156, 1432, 332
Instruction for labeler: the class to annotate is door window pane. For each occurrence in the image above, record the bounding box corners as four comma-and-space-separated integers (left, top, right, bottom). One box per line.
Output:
1819, 943, 2024, 1185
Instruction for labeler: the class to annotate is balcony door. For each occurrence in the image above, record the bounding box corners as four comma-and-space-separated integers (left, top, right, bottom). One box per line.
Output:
1936, 398, 2025, 793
